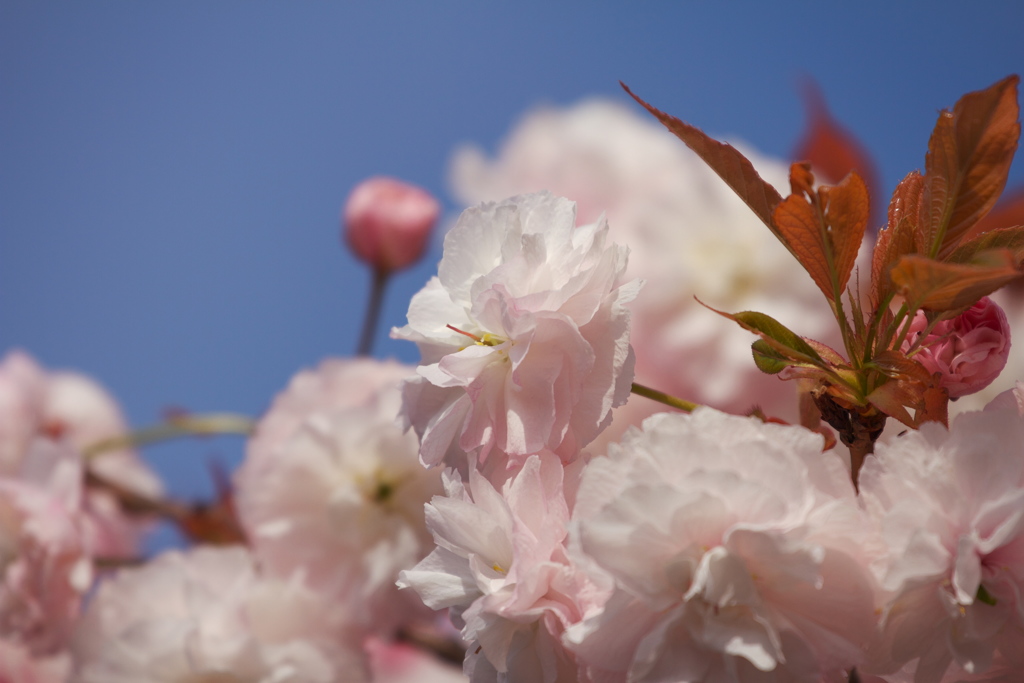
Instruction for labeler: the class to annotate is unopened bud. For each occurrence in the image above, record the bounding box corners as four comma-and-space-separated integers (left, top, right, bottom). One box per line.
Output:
343, 177, 440, 273
903, 297, 1011, 398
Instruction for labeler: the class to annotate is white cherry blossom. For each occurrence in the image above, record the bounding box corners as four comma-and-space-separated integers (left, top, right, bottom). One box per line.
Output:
0, 351, 163, 559
398, 453, 598, 683
859, 406, 1024, 682
566, 409, 879, 683
235, 358, 442, 635
71, 546, 367, 683
0, 639, 70, 683
392, 191, 639, 468
0, 439, 92, 656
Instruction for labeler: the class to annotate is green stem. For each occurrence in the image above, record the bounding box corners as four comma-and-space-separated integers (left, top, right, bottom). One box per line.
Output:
83, 413, 255, 459
862, 291, 896, 364
880, 302, 910, 352
631, 383, 699, 412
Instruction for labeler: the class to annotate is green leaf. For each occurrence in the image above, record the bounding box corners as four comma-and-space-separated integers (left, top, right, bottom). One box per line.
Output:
699, 300, 825, 367
751, 339, 790, 374
977, 583, 998, 606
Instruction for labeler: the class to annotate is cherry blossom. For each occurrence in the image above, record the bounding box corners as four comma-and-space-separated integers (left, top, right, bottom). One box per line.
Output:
365, 637, 468, 683
398, 453, 598, 683
0, 440, 92, 656
71, 546, 368, 683
903, 297, 1011, 399
566, 409, 879, 683
344, 176, 441, 273
859, 406, 1024, 683
392, 191, 639, 467
235, 358, 443, 634
0, 351, 163, 559
0, 639, 70, 683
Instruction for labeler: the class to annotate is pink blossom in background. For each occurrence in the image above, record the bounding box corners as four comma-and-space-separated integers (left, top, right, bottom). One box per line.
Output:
0, 639, 69, 683
244, 356, 416, 463
235, 358, 443, 635
902, 297, 1011, 399
344, 176, 441, 274
71, 546, 368, 683
0, 440, 92, 656
0, 351, 163, 559
448, 100, 839, 426
392, 191, 640, 468
0, 352, 44, 474
859, 406, 1024, 682
566, 409, 879, 683
365, 638, 467, 683
398, 453, 598, 683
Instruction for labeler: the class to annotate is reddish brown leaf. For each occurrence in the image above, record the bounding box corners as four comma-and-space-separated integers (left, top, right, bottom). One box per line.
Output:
921, 76, 1021, 259
773, 193, 832, 299
793, 78, 882, 224
946, 225, 1024, 265
890, 250, 1022, 312
867, 381, 916, 428
772, 172, 868, 302
175, 460, 247, 545
866, 362, 948, 429
789, 161, 815, 197
820, 172, 870, 296
916, 383, 949, 428
871, 172, 924, 305
870, 349, 935, 384
920, 111, 956, 253
966, 186, 1024, 238
803, 338, 849, 367
796, 380, 838, 450
621, 83, 784, 238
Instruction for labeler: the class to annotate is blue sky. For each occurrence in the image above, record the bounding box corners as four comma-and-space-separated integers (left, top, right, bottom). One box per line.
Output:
2, 3, 1022, 529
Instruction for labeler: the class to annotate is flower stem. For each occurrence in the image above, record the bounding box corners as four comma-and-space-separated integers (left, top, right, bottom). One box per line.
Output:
630, 383, 699, 412
357, 267, 390, 356
82, 413, 255, 460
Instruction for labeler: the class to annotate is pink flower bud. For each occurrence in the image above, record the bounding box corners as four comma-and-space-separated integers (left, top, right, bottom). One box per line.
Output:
903, 296, 1011, 398
343, 177, 440, 273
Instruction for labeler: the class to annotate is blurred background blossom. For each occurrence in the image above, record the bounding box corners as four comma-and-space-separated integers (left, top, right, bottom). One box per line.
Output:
2, 2, 1023, 548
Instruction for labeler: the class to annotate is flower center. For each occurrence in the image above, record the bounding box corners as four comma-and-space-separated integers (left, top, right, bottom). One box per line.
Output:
446, 324, 504, 347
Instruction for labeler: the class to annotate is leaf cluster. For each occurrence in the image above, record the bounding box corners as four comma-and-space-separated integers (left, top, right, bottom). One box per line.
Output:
623, 76, 1023, 456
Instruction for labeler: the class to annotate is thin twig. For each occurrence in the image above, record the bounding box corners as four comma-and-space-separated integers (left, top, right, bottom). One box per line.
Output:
357, 268, 390, 356
82, 413, 255, 460
630, 382, 699, 412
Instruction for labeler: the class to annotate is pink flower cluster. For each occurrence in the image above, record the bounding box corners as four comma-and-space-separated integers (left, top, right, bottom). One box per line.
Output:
7, 93, 1024, 683
0, 352, 469, 682
0, 351, 162, 680
391, 190, 1024, 683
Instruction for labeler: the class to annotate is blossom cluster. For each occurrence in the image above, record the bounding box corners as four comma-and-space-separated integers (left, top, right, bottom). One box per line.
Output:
5, 78, 1024, 683
392, 186, 1024, 682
